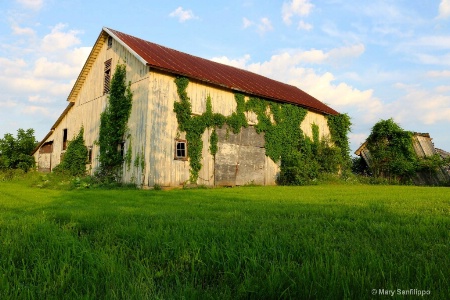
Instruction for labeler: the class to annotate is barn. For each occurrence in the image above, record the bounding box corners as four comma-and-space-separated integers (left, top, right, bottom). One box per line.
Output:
33, 27, 340, 188
355, 133, 450, 185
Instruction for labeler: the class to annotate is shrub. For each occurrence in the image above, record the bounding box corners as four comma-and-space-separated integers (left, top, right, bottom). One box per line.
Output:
54, 127, 88, 177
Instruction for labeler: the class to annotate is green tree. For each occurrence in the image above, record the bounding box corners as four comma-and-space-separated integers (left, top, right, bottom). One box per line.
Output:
366, 118, 416, 182
0, 128, 36, 172
98, 63, 133, 181
54, 127, 88, 176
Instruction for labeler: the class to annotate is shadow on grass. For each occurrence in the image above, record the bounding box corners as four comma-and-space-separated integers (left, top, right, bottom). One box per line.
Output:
0, 185, 449, 299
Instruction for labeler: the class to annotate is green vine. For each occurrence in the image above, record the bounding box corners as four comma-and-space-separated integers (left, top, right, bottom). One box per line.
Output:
173, 77, 225, 182
327, 113, 352, 170
54, 127, 88, 176
209, 129, 218, 157
125, 140, 132, 171
98, 63, 133, 181
227, 93, 248, 133
173, 76, 351, 185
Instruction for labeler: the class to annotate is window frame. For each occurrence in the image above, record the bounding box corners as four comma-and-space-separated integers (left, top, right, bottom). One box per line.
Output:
174, 139, 188, 161
62, 129, 68, 151
87, 146, 93, 164
104, 59, 112, 95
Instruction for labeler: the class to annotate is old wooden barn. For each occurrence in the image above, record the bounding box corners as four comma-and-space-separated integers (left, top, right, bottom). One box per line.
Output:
33, 27, 340, 188
355, 133, 450, 185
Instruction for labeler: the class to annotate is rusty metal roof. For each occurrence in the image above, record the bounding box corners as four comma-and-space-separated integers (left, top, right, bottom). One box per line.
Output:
106, 27, 339, 115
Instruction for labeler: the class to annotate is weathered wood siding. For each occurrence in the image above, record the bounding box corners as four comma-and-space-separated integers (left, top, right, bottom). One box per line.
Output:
301, 110, 331, 140
146, 72, 332, 187
34, 34, 150, 184
34, 33, 334, 188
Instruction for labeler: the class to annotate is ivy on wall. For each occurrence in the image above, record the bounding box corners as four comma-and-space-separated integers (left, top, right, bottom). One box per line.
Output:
327, 113, 352, 170
173, 76, 351, 185
173, 77, 226, 182
98, 63, 133, 181
54, 127, 88, 176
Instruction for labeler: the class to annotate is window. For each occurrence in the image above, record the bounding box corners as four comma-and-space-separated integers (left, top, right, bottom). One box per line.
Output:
174, 140, 187, 160
107, 36, 113, 49
118, 142, 125, 158
40, 141, 53, 154
104, 59, 112, 94
87, 146, 93, 164
62, 129, 68, 150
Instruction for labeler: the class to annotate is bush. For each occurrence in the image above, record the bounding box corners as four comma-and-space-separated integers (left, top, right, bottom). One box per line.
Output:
53, 127, 88, 177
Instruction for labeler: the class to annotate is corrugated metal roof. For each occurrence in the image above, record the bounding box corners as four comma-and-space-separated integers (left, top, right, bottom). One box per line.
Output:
105, 27, 339, 116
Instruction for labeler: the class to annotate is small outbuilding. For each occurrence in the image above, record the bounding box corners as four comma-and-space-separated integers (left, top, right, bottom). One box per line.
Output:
355, 133, 450, 185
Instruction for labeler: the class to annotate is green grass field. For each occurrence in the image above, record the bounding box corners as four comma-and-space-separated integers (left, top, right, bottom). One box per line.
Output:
0, 179, 449, 299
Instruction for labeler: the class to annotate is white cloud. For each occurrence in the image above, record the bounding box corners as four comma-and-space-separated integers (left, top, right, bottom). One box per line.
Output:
426, 70, 450, 78
41, 23, 82, 52
11, 23, 36, 36
436, 85, 450, 93
28, 95, 52, 103
242, 17, 253, 29
16, 0, 43, 10
64, 46, 91, 66
210, 45, 379, 119
389, 84, 450, 126
22, 105, 50, 115
327, 44, 365, 65
258, 18, 273, 34
415, 53, 450, 66
0, 58, 28, 76
0, 100, 18, 108
33, 57, 81, 79
412, 36, 450, 49
282, 0, 313, 25
297, 20, 313, 31
169, 7, 198, 23
211, 54, 251, 69
438, 0, 450, 19
242, 17, 274, 35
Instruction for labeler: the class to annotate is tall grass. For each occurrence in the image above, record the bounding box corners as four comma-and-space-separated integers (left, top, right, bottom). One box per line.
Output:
0, 178, 449, 299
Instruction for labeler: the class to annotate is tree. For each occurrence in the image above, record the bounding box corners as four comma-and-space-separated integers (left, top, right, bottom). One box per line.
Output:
0, 128, 37, 172
53, 127, 88, 176
366, 119, 416, 182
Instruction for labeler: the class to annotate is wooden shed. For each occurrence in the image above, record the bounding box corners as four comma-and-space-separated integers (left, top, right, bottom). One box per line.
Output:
355, 133, 450, 185
33, 27, 340, 188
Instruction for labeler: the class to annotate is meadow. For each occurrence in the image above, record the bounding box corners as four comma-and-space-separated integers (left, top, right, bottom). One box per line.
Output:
0, 176, 449, 299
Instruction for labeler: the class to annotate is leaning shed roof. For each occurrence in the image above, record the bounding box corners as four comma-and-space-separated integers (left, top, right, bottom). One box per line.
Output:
104, 27, 338, 116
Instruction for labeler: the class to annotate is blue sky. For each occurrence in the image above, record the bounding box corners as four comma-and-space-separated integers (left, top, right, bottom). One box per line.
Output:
1, 0, 449, 153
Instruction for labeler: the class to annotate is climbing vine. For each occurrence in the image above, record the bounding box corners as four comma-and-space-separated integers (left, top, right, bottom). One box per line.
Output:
54, 127, 88, 176
173, 77, 226, 182
98, 63, 133, 181
327, 113, 352, 170
173, 76, 351, 185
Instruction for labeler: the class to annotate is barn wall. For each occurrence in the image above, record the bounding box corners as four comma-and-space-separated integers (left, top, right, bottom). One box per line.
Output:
35, 34, 150, 183
301, 110, 331, 140
146, 72, 332, 187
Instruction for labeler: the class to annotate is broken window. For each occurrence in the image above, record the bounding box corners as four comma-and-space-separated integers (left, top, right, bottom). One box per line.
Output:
107, 36, 113, 49
174, 140, 187, 160
62, 129, 68, 151
104, 59, 112, 94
